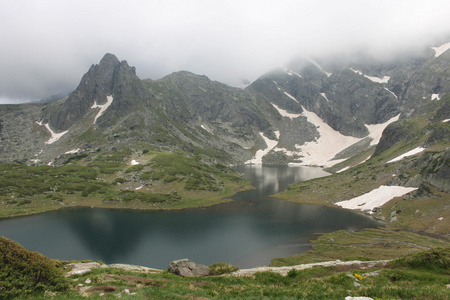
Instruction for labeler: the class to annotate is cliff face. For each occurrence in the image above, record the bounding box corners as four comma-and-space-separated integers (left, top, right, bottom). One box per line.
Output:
44, 53, 149, 131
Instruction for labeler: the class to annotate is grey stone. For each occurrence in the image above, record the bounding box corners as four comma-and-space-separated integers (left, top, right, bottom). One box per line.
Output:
168, 259, 210, 277
362, 270, 381, 277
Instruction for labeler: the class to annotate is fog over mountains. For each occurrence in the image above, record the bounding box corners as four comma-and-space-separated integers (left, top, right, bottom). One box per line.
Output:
1, 1, 450, 104
0, 41, 449, 169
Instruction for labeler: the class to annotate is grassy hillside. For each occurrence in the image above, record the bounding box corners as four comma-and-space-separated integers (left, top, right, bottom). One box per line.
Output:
273, 97, 450, 265
2, 237, 449, 299
0, 149, 251, 218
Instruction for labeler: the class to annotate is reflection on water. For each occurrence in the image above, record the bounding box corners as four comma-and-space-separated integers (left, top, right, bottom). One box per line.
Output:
0, 165, 382, 269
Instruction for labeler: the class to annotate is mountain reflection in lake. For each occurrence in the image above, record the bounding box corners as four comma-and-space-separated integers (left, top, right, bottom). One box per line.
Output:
0, 165, 382, 269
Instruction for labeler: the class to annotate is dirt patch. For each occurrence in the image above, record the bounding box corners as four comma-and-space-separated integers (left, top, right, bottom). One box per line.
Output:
190, 281, 212, 287
88, 285, 117, 293
331, 262, 389, 273
118, 274, 168, 283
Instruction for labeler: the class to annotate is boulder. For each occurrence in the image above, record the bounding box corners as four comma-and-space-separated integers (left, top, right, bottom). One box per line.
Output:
167, 259, 210, 277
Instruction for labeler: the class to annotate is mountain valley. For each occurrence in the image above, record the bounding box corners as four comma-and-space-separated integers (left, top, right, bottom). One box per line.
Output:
0, 42, 449, 269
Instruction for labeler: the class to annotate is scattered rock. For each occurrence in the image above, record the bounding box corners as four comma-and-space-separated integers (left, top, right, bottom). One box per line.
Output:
168, 259, 210, 277
108, 263, 161, 273
362, 270, 381, 277
64, 262, 106, 276
231, 260, 390, 277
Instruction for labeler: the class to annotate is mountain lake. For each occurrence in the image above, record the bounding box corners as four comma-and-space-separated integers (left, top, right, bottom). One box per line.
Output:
0, 165, 383, 269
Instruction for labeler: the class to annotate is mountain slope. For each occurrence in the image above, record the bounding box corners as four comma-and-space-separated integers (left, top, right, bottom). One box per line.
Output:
1, 43, 449, 167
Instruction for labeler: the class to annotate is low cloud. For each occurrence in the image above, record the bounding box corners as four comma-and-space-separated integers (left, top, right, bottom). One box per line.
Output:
1, 0, 449, 103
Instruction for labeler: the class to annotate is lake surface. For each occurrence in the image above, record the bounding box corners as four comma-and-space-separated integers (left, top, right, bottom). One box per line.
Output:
0, 165, 382, 269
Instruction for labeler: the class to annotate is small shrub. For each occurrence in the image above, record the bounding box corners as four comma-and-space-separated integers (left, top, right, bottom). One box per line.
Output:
208, 262, 239, 275
0, 237, 69, 299
114, 177, 127, 185
163, 175, 178, 183
125, 164, 144, 173
18, 200, 32, 206
392, 247, 450, 270
140, 172, 152, 180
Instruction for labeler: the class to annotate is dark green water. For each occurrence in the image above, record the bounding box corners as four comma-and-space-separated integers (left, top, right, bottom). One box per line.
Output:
0, 165, 382, 269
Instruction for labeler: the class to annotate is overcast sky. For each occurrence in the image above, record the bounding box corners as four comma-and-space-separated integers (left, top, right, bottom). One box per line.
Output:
1, 0, 450, 104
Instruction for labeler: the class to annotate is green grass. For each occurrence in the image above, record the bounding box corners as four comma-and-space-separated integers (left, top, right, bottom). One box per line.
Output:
271, 228, 450, 266
8, 247, 450, 299
0, 150, 251, 218
0, 237, 69, 299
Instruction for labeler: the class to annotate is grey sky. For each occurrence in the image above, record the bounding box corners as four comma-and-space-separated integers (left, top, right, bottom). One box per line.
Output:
1, 0, 450, 103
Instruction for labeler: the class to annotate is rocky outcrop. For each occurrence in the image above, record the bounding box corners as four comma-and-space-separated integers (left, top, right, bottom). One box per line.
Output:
44, 53, 149, 131
230, 259, 390, 277
388, 150, 450, 193
0, 103, 47, 163
167, 259, 210, 277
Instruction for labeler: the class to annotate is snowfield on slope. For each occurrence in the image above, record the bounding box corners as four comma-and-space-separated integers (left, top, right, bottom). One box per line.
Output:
387, 147, 426, 163
295, 106, 361, 166
295, 107, 399, 167
245, 132, 279, 164
431, 42, 450, 57
91, 95, 114, 125
335, 185, 418, 213
36, 121, 69, 144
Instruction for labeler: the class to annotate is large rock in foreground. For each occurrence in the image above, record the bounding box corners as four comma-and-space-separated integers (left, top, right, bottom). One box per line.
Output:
167, 259, 210, 277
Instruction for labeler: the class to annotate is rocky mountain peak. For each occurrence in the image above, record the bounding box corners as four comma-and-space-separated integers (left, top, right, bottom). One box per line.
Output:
45, 53, 145, 131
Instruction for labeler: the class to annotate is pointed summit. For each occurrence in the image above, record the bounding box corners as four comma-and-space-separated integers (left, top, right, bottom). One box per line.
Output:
45, 53, 145, 131
100, 53, 120, 65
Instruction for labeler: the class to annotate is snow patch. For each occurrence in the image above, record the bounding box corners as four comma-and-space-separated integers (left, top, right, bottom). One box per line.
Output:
307, 58, 332, 77
135, 186, 143, 190
273, 81, 282, 91
443, 119, 450, 123
336, 166, 350, 173
130, 159, 140, 165
284, 68, 302, 78
365, 114, 400, 146
283, 92, 299, 103
364, 74, 390, 84
65, 148, 80, 154
296, 106, 361, 167
431, 94, 441, 101
384, 88, 398, 99
319, 92, 329, 102
201, 124, 213, 133
245, 132, 279, 164
350, 68, 389, 83
271, 103, 301, 119
431, 42, 450, 57
387, 147, 426, 163
36, 121, 69, 144
350, 68, 363, 76
91, 95, 114, 125
273, 147, 301, 158
335, 185, 418, 213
